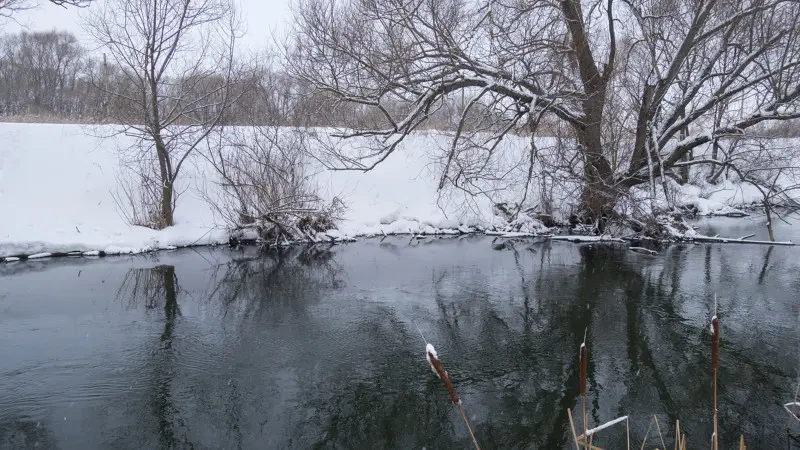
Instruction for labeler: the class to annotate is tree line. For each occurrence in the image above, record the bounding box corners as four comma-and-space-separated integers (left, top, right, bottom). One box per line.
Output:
0, 30, 311, 125
0, 29, 515, 131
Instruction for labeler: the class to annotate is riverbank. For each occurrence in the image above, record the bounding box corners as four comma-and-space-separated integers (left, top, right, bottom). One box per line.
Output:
0, 123, 792, 260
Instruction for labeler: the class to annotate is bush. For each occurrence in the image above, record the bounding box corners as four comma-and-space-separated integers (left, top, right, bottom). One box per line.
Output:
202, 127, 344, 243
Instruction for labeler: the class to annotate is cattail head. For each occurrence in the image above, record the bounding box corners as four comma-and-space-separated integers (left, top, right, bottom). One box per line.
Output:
426, 343, 461, 405
711, 315, 720, 371
579, 341, 588, 396
426, 343, 439, 376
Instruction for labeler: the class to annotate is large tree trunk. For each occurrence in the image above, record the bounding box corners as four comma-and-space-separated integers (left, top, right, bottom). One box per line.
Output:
579, 163, 616, 223
576, 101, 616, 222
578, 147, 617, 222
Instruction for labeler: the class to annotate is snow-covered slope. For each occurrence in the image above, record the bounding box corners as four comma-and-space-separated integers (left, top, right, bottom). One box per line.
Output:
0, 124, 532, 257
0, 123, 793, 257
0, 124, 228, 257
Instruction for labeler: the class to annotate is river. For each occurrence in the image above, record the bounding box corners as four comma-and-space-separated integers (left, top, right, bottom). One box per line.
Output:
1, 216, 799, 449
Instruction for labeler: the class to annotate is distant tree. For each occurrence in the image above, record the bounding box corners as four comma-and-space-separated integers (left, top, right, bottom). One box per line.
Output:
84, 0, 248, 228
0, 30, 85, 116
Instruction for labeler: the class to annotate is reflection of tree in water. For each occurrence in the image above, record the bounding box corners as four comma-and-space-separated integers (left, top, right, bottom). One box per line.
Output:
207, 245, 342, 320
361, 242, 795, 448
629, 245, 798, 447
258, 243, 628, 448
117, 264, 181, 312
0, 417, 57, 450
104, 242, 800, 449
182, 246, 347, 448
116, 265, 192, 449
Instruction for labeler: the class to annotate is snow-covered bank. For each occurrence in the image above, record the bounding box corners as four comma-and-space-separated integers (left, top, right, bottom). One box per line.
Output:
0, 124, 546, 258
0, 124, 795, 259
0, 124, 229, 258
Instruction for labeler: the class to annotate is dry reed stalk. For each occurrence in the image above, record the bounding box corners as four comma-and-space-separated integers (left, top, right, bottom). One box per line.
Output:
425, 343, 480, 450
568, 408, 582, 450
570, 332, 628, 450
626, 417, 631, 450
711, 313, 720, 450
639, 416, 655, 450
674, 420, 687, 450
653, 414, 666, 450
580, 331, 588, 448
739, 435, 746, 449
787, 381, 800, 431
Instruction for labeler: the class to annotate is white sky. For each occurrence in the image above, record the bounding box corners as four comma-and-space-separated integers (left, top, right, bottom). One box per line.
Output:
2, 0, 292, 53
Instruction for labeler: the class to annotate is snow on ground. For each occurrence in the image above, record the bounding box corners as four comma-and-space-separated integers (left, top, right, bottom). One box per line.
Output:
627, 176, 771, 218
0, 124, 228, 257
0, 123, 796, 258
677, 180, 765, 214
307, 130, 548, 235
0, 124, 543, 258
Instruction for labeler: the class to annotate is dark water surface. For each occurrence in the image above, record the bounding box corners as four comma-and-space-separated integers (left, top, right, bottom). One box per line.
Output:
2, 217, 800, 449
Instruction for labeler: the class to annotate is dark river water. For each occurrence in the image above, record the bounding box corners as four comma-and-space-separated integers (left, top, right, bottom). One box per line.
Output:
1, 217, 799, 449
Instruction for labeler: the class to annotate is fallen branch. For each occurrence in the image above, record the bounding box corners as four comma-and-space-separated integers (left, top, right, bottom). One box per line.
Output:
691, 235, 794, 246
550, 235, 625, 243
629, 247, 658, 255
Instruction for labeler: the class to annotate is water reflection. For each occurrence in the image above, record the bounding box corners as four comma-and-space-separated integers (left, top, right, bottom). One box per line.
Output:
1, 231, 800, 449
115, 265, 190, 448
207, 245, 343, 320
0, 417, 56, 449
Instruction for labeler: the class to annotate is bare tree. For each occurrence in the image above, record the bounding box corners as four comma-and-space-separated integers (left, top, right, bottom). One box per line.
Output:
84, 0, 246, 228
0, 0, 91, 19
288, 0, 800, 223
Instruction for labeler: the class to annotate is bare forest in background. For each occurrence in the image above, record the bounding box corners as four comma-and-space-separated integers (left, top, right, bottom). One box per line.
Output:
0, 29, 504, 130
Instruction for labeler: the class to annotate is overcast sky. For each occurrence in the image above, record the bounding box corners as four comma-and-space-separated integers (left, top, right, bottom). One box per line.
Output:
3, 0, 292, 52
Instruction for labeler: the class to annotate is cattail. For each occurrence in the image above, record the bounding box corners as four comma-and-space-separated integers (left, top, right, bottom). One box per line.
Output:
711, 315, 720, 371
711, 309, 720, 450
424, 342, 479, 450
579, 342, 588, 396
579, 332, 588, 448
426, 343, 461, 405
